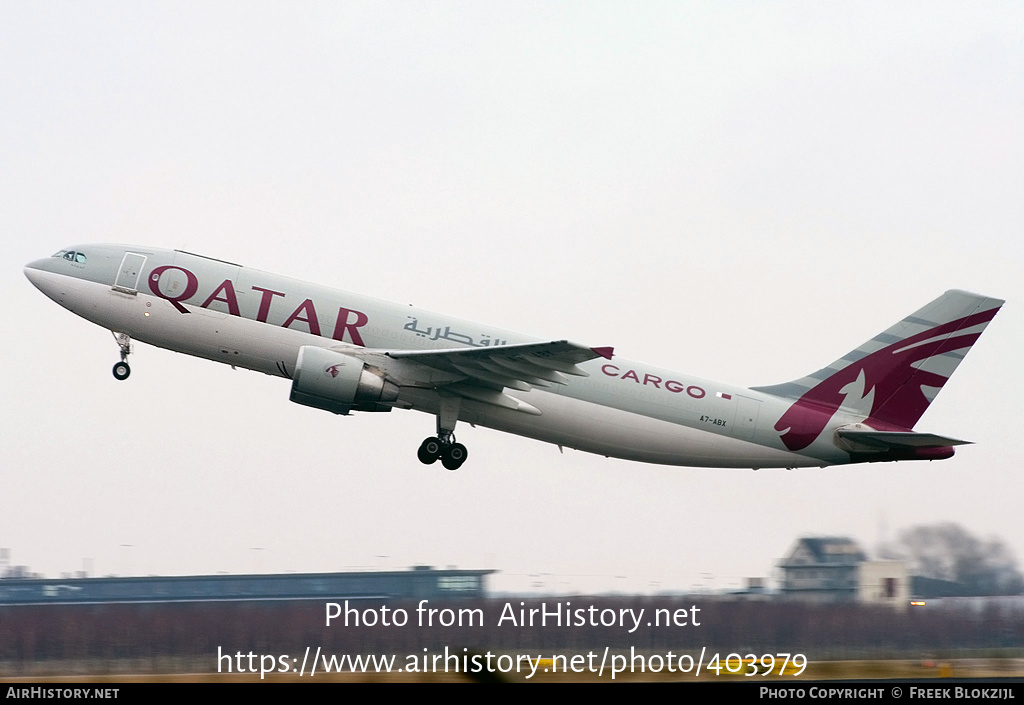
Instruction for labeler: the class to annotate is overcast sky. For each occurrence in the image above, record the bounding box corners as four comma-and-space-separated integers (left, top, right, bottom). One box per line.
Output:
2, 2, 1022, 594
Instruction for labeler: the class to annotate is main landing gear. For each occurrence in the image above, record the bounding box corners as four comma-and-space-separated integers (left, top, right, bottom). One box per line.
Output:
417, 395, 468, 470
112, 332, 132, 381
417, 434, 468, 471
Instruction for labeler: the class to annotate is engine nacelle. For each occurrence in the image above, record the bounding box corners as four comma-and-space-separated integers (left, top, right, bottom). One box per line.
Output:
289, 346, 400, 414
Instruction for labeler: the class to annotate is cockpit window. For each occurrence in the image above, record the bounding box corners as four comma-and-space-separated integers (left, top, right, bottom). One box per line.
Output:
53, 250, 86, 264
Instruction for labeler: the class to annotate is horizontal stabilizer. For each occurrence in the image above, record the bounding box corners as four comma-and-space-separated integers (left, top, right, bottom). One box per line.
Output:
835, 427, 971, 450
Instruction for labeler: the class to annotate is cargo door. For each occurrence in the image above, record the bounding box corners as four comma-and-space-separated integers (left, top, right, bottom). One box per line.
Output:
113, 252, 147, 293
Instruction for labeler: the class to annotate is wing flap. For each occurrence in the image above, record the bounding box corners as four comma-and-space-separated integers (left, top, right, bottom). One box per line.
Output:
447, 360, 532, 391
388, 340, 608, 365
444, 384, 542, 415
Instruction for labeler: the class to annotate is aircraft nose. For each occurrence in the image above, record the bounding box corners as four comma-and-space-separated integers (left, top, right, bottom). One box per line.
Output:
24, 257, 64, 296
24, 259, 49, 287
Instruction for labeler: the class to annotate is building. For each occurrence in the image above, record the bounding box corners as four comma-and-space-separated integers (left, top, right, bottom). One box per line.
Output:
857, 560, 909, 610
779, 537, 867, 603
0, 566, 492, 605
779, 537, 909, 609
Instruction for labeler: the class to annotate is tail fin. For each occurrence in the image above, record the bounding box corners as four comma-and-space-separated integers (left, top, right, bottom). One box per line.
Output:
753, 290, 1004, 451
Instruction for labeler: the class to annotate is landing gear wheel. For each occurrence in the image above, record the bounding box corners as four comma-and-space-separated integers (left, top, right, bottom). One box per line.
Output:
111, 332, 133, 381
441, 443, 468, 471
417, 437, 442, 465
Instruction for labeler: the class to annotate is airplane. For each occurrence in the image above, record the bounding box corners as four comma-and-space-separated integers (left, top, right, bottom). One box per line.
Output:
25, 245, 1003, 471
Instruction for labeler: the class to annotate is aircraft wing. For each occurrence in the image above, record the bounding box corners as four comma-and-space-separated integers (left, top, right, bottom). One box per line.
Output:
384, 340, 613, 415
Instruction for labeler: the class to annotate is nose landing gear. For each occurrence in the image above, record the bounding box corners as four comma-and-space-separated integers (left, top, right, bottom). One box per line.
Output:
112, 332, 132, 381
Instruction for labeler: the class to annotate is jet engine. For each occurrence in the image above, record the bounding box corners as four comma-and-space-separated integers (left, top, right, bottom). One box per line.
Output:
289, 345, 399, 414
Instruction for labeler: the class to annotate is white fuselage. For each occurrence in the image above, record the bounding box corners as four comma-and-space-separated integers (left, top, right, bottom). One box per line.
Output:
25, 245, 853, 469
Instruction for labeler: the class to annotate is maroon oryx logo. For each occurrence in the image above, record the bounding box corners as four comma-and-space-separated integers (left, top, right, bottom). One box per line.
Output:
325, 364, 341, 378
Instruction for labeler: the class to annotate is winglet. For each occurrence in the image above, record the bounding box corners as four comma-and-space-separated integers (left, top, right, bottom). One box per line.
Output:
591, 347, 614, 360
